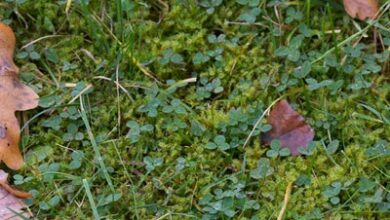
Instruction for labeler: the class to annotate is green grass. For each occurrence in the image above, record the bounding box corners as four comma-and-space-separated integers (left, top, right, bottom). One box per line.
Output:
1, 0, 390, 219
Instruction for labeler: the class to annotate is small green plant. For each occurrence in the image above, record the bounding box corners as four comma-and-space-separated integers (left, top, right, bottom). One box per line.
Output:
195, 77, 224, 100
62, 123, 84, 142
238, 8, 261, 23
126, 120, 154, 143
143, 156, 163, 172
193, 48, 224, 65
250, 158, 274, 179
298, 141, 317, 156
199, 0, 223, 14
62, 61, 78, 71
69, 150, 84, 170
365, 140, 390, 158
266, 140, 291, 158
13, 174, 33, 185
205, 135, 230, 151
358, 177, 376, 193
39, 195, 60, 210
325, 140, 340, 154
322, 180, 354, 205
159, 49, 184, 65
199, 178, 260, 218
16, 45, 41, 61
285, 7, 303, 24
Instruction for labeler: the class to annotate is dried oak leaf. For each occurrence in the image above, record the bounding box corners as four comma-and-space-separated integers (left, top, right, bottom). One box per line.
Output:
262, 100, 314, 156
0, 22, 39, 170
0, 169, 32, 220
343, 0, 379, 21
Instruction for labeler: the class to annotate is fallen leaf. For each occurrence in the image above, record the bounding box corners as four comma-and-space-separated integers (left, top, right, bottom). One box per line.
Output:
262, 100, 314, 156
0, 170, 32, 220
0, 22, 39, 170
343, 0, 379, 21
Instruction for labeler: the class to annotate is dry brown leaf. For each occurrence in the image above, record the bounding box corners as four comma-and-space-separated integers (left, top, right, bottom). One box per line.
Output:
0, 170, 31, 220
0, 22, 39, 170
343, 0, 379, 20
262, 100, 315, 156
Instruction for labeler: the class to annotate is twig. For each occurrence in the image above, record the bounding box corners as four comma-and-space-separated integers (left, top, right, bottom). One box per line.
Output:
93, 76, 133, 101
225, 21, 269, 28
277, 182, 293, 220
21, 35, 64, 49
243, 97, 283, 148
68, 84, 93, 104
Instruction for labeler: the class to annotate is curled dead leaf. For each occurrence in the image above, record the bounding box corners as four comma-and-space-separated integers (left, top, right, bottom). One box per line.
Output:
343, 0, 379, 21
262, 100, 314, 156
0, 22, 39, 170
0, 170, 31, 199
0, 170, 32, 219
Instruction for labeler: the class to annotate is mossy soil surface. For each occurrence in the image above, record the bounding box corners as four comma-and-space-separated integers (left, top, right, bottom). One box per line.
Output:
1, 0, 390, 219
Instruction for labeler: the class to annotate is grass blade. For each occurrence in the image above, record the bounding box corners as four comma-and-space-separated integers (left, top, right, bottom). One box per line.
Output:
83, 179, 100, 220
80, 96, 115, 192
